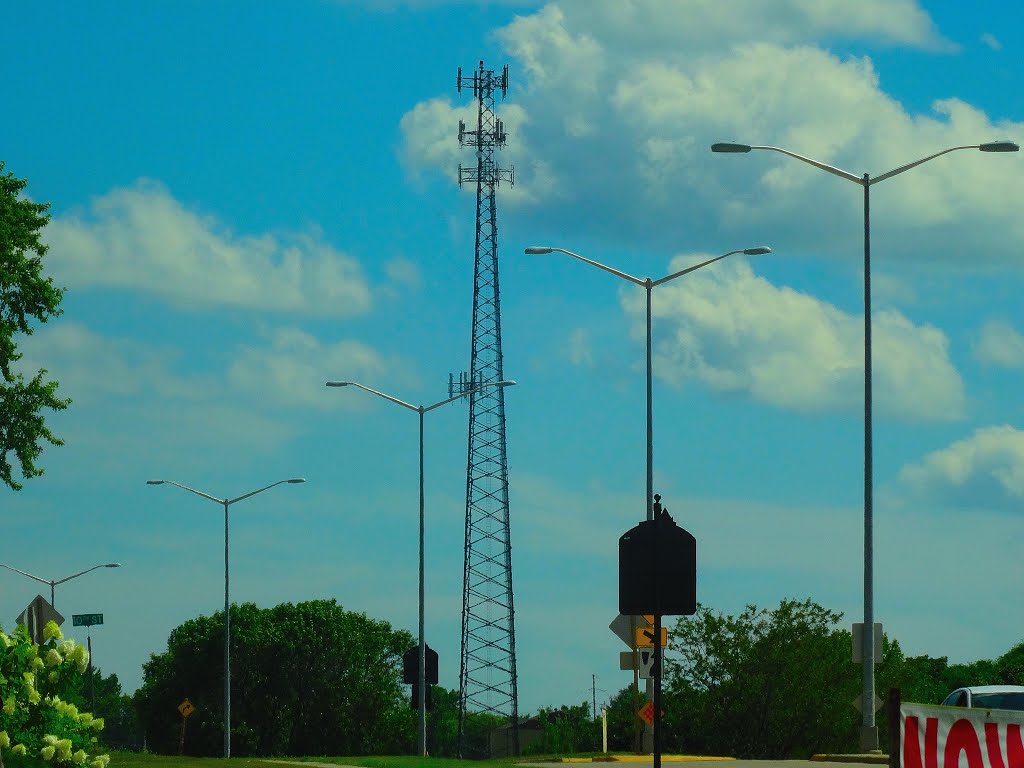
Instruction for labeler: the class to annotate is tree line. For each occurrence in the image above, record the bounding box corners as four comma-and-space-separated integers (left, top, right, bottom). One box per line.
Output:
84, 596, 1020, 759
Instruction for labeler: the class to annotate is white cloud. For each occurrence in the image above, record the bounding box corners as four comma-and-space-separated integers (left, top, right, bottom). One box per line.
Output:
19, 320, 409, 415
566, 327, 594, 367
384, 257, 423, 291
336, 0, 538, 9
618, 256, 964, 421
897, 425, 1024, 512
399, 96, 557, 206
17, 322, 214, 405
402, 1, 1023, 265
505, 1, 951, 55
45, 181, 373, 316
980, 33, 1002, 51
228, 327, 412, 410
973, 319, 1024, 368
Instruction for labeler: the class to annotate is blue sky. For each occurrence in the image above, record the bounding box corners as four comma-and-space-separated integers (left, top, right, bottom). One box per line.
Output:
3, 0, 1024, 715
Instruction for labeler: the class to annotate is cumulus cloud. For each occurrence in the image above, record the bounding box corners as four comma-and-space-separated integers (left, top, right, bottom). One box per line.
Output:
973, 319, 1024, 368
399, 96, 557, 206
17, 322, 214, 404
980, 33, 1002, 51
16, 321, 409, 415
509, 1, 952, 55
45, 181, 373, 316
565, 327, 594, 367
401, 0, 1023, 264
617, 256, 964, 421
228, 327, 411, 410
897, 425, 1024, 512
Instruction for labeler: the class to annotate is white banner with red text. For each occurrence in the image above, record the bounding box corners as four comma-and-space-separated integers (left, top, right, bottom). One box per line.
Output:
901, 701, 1024, 768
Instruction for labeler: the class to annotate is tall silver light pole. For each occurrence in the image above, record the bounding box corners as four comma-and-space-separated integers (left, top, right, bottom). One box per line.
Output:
524, 245, 770, 520
525, 244, 769, 766
146, 476, 306, 758
712, 138, 1018, 750
326, 378, 517, 757
0, 562, 122, 609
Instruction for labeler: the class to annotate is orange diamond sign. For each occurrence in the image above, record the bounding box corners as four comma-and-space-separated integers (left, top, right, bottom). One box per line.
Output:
638, 700, 654, 725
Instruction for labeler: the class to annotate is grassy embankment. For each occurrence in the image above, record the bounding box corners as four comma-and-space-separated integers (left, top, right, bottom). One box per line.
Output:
106, 750, 620, 768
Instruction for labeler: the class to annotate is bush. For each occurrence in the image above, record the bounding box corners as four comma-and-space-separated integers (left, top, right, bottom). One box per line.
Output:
0, 621, 109, 768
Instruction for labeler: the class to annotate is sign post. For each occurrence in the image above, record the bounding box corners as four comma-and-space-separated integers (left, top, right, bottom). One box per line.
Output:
73, 614, 104, 710
610, 613, 650, 752
618, 494, 697, 768
177, 699, 195, 755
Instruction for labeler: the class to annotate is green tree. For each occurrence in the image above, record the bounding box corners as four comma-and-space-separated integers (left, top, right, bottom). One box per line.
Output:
0, 161, 70, 491
133, 600, 414, 757
84, 671, 140, 750
425, 685, 459, 757
666, 598, 860, 758
604, 684, 643, 752
522, 702, 599, 755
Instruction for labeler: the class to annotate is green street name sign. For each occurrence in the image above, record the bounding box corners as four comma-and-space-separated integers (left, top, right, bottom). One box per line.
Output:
72, 614, 103, 627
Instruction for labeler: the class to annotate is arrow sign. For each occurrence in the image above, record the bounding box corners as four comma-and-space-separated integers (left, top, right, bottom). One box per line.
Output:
634, 625, 667, 648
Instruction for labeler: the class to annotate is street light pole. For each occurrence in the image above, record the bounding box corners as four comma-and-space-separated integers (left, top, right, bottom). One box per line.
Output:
147, 476, 306, 758
0, 562, 122, 610
326, 378, 516, 757
711, 138, 1018, 749
524, 246, 771, 521
524, 244, 769, 767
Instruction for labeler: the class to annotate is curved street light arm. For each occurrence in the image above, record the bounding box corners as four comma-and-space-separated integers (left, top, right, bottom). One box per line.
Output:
533, 247, 646, 286
228, 478, 305, 505
869, 145, 980, 185
422, 380, 516, 413
53, 563, 119, 587
0, 563, 51, 587
327, 381, 418, 412
150, 479, 225, 505
651, 249, 746, 287
750, 145, 862, 184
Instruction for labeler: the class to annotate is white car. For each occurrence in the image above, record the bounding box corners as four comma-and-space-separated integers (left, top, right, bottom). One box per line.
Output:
941, 685, 1024, 712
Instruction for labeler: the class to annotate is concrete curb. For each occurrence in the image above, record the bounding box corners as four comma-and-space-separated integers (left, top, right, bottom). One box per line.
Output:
540, 758, 736, 763
810, 755, 889, 764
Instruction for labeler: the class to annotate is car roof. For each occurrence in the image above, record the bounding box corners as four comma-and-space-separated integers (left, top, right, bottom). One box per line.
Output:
965, 686, 1024, 694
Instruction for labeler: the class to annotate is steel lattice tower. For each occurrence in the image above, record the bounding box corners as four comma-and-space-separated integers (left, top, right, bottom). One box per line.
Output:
451, 60, 518, 758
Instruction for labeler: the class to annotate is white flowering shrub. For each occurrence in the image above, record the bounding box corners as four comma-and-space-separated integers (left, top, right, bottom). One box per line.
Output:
0, 622, 109, 768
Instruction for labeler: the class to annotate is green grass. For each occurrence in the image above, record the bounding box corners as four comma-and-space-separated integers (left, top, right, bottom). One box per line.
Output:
107, 750, 636, 768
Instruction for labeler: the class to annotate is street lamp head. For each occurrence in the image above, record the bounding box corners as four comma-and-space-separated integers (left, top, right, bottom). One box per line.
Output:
104, 563, 122, 568
325, 381, 352, 387
979, 140, 1019, 153
287, 478, 306, 484
146, 480, 165, 485
524, 246, 554, 254
711, 142, 753, 153
743, 246, 772, 255
496, 380, 517, 387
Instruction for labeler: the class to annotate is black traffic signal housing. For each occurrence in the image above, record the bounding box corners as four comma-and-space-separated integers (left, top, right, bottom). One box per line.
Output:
402, 644, 438, 685
619, 499, 696, 616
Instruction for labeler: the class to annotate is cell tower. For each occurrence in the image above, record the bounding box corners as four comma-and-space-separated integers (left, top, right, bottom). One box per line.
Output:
451, 60, 518, 757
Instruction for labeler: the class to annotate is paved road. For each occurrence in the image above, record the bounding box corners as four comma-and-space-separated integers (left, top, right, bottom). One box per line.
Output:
517, 761, 882, 768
